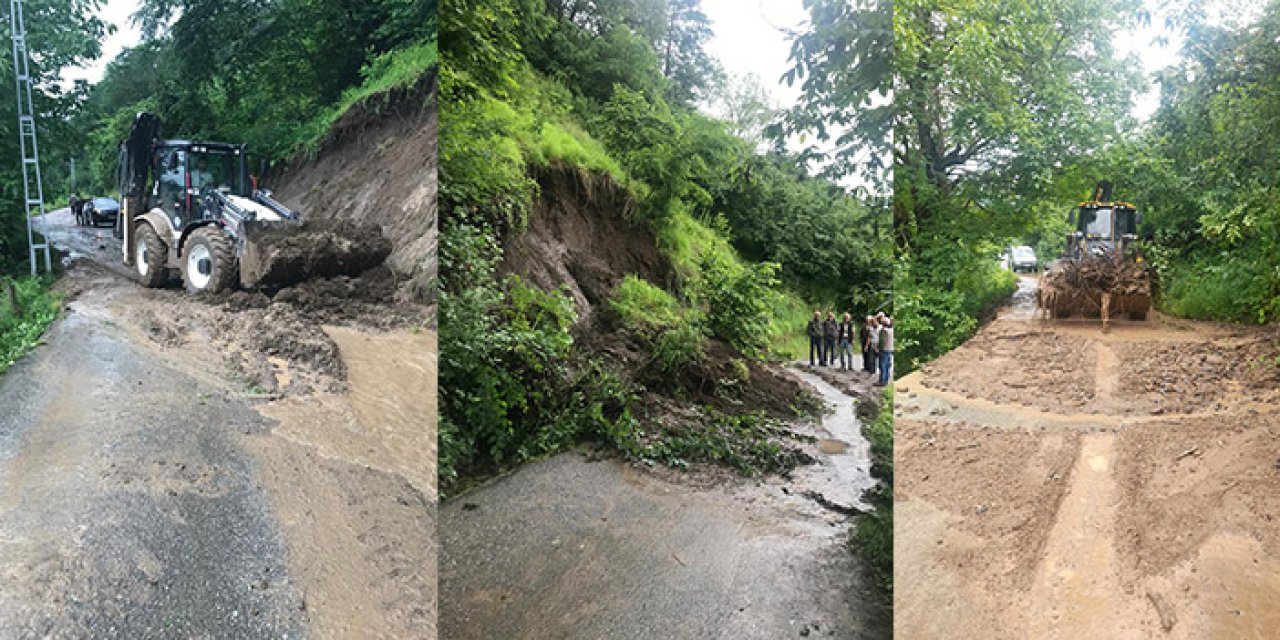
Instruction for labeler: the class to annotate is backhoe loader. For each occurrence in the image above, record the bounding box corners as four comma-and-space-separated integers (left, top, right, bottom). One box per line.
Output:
115, 112, 390, 293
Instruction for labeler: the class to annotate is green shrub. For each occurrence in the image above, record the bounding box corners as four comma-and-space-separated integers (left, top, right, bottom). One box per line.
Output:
1159, 247, 1280, 323
0, 276, 60, 375
698, 249, 783, 359
610, 275, 706, 374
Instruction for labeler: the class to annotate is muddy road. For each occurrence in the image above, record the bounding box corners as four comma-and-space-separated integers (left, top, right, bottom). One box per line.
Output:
895, 274, 1280, 639
0, 209, 437, 638
439, 365, 888, 640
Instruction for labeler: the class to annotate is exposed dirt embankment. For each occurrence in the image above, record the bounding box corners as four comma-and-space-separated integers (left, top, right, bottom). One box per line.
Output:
498, 167, 811, 423
273, 71, 437, 310
501, 168, 672, 327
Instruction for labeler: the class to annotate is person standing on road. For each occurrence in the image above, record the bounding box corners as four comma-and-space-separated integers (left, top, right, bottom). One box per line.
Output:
822, 311, 839, 367
862, 315, 878, 375
807, 311, 823, 367
876, 316, 894, 386
837, 312, 855, 370
70, 193, 84, 225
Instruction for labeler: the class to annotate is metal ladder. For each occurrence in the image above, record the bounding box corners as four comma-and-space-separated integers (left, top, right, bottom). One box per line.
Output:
10, 0, 51, 275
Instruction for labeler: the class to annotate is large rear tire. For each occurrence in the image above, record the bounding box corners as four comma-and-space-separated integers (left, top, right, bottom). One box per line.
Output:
182, 225, 236, 294
134, 223, 169, 288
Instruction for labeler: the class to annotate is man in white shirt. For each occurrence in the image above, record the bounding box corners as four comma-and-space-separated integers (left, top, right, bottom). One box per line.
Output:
190, 156, 215, 189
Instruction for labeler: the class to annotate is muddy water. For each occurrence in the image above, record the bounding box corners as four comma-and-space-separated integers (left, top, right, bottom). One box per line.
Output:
999, 274, 1041, 321
258, 326, 436, 498
789, 368, 877, 511
250, 325, 437, 640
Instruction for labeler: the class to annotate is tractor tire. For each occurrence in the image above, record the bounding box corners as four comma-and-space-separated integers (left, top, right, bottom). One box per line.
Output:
133, 222, 168, 288
182, 225, 236, 294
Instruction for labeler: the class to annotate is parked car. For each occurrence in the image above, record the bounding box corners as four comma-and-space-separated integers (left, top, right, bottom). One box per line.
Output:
1009, 245, 1038, 272
82, 196, 120, 227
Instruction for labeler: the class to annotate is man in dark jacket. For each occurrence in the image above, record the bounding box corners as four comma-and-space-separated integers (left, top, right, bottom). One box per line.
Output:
861, 315, 878, 375
807, 311, 823, 366
822, 311, 839, 367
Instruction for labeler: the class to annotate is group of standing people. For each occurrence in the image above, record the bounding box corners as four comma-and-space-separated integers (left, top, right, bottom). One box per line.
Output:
806, 310, 895, 386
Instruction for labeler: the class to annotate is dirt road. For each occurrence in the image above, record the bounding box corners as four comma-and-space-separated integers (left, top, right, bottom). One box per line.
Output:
0, 209, 436, 637
440, 365, 888, 639
895, 275, 1280, 639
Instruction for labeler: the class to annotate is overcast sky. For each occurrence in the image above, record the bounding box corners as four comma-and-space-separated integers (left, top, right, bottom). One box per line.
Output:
59, 0, 141, 87
701, 0, 807, 110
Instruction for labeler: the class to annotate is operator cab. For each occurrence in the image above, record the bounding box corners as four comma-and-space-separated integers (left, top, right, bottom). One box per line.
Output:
1068, 201, 1141, 258
151, 142, 251, 232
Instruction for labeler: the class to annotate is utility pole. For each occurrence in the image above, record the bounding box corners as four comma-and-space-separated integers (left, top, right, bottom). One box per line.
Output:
9, 0, 51, 275
69, 157, 75, 193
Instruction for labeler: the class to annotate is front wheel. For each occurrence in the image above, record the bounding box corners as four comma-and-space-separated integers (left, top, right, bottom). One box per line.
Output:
182, 226, 236, 294
134, 223, 169, 288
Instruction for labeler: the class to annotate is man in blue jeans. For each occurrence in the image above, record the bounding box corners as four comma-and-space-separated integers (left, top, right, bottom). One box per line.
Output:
807, 311, 823, 366
876, 316, 894, 386
837, 312, 855, 370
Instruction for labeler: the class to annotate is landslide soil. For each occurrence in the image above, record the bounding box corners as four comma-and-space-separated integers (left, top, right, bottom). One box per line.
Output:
272, 72, 437, 306
896, 275, 1280, 639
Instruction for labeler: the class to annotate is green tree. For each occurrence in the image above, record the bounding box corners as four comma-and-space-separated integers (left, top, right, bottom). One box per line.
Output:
0, 0, 109, 270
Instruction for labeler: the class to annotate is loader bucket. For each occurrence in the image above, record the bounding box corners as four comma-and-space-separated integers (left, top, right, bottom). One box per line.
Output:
239, 218, 392, 289
1037, 284, 1151, 320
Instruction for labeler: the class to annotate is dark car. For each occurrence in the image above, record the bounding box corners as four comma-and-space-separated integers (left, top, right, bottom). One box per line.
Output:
81, 196, 120, 227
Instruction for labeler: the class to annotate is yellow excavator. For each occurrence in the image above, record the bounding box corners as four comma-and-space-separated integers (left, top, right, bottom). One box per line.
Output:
1037, 181, 1152, 321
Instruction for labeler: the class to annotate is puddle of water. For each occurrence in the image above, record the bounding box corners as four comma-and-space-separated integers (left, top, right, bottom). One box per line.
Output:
788, 368, 877, 510
817, 439, 849, 454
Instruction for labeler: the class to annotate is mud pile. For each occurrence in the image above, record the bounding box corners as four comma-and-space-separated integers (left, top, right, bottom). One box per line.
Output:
1046, 254, 1151, 295
272, 72, 436, 306
239, 219, 393, 289
1113, 335, 1280, 413
1040, 254, 1152, 318
920, 327, 1098, 411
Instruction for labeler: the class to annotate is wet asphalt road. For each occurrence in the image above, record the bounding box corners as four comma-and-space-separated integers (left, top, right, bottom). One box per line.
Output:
0, 295, 303, 636
440, 453, 883, 640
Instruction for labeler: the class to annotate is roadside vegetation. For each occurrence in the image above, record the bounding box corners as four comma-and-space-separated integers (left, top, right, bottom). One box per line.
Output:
0, 276, 60, 374
855, 386, 893, 595
439, 0, 890, 493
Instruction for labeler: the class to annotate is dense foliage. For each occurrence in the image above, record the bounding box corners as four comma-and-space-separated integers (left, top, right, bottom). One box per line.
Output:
890, 0, 1143, 372
82, 0, 435, 186
1112, 5, 1280, 322
440, 0, 890, 491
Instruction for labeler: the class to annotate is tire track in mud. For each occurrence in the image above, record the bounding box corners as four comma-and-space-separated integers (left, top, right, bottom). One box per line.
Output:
1026, 433, 1129, 639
